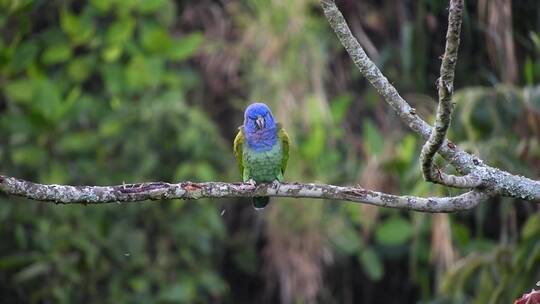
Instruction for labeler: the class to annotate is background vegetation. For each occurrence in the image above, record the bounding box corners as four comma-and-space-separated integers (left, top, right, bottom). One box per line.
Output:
1, 0, 539, 303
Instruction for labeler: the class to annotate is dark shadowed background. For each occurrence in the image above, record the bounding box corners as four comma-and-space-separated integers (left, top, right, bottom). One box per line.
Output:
1, 0, 540, 303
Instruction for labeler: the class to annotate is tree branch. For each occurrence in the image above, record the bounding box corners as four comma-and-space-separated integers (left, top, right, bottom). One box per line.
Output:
419, 0, 477, 187
0, 0, 538, 213
0, 175, 489, 212
321, 0, 540, 200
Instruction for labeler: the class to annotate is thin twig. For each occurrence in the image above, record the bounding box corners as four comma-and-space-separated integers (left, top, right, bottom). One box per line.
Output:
419, 0, 476, 187
0, 175, 489, 212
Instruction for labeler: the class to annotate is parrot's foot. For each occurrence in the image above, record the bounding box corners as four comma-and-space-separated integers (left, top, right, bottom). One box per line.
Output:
246, 179, 257, 187
271, 180, 281, 193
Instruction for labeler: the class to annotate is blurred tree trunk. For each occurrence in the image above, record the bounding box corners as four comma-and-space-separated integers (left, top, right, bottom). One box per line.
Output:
480, 0, 517, 83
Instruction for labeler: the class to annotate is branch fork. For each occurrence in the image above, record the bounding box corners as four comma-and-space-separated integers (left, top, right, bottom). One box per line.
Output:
321, 0, 540, 204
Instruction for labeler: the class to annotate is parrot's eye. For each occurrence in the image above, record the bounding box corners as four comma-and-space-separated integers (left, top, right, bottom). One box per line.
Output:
248, 116, 257, 120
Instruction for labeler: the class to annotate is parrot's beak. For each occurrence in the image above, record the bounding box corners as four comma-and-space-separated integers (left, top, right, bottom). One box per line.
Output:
256, 116, 265, 130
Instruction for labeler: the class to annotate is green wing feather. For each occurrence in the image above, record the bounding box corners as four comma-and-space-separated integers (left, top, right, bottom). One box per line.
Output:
277, 123, 290, 174
233, 127, 245, 177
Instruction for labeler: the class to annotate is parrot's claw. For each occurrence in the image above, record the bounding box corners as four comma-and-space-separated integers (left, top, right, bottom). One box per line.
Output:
246, 179, 257, 187
271, 180, 281, 193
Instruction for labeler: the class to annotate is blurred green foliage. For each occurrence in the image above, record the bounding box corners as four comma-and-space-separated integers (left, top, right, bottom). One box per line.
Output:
0, 0, 228, 302
0, 0, 540, 303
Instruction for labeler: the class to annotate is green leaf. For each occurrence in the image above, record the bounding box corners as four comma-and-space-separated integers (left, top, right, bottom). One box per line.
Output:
129, 277, 149, 293
106, 18, 135, 46
9, 40, 38, 73
362, 119, 384, 156
0, 253, 38, 269
140, 25, 172, 54
60, 9, 80, 36
124, 56, 163, 91
167, 33, 204, 61
192, 162, 218, 181
57, 132, 98, 153
396, 135, 416, 162
375, 216, 413, 246
522, 213, 540, 240
330, 94, 352, 123
2, 0, 33, 13
42, 43, 72, 65
331, 225, 361, 254
301, 125, 325, 160
136, 0, 168, 13
101, 63, 124, 95
42, 162, 68, 184
67, 55, 95, 82
101, 45, 122, 62
33, 79, 63, 121
452, 222, 471, 248
360, 248, 384, 281
12, 146, 47, 166
463, 239, 496, 253
90, 0, 112, 12
60, 9, 95, 45
159, 281, 196, 303
14, 262, 50, 283
198, 271, 227, 295
99, 117, 123, 137
4, 78, 34, 102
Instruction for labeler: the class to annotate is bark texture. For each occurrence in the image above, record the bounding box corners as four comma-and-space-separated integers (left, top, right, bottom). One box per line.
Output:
0, 175, 488, 212
419, 0, 478, 187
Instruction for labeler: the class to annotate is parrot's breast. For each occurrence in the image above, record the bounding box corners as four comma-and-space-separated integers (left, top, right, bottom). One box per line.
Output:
243, 141, 283, 182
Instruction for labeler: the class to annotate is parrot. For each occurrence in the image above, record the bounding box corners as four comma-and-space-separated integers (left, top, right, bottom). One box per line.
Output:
233, 102, 290, 209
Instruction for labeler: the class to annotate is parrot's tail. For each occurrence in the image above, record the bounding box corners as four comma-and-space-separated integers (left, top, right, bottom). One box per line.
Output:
252, 197, 269, 210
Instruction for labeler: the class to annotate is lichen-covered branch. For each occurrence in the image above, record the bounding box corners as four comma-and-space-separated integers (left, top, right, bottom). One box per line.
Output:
419, 0, 478, 188
0, 175, 489, 213
428, 169, 481, 189
321, 0, 540, 200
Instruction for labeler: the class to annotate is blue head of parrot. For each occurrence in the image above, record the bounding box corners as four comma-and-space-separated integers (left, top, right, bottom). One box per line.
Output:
243, 102, 278, 151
